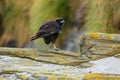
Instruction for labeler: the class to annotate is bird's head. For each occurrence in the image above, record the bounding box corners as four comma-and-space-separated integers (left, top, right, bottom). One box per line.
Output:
55, 18, 65, 25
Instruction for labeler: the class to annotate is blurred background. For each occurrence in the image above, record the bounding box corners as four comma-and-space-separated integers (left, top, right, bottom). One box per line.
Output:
0, 0, 120, 52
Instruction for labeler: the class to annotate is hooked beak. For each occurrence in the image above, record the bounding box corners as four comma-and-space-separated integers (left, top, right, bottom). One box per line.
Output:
60, 20, 65, 23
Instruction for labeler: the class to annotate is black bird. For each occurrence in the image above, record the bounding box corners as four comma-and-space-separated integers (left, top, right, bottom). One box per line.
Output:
30, 18, 65, 49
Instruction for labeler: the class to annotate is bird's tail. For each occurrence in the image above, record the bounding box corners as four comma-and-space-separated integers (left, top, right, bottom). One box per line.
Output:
30, 35, 39, 41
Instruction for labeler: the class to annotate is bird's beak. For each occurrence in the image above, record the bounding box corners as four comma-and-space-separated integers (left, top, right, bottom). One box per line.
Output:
60, 20, 65, 23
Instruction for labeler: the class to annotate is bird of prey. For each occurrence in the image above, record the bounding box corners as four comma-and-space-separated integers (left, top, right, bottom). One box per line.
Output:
30, 18, 65, 49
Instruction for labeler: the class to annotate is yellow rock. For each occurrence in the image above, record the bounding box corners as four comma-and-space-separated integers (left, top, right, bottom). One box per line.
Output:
0, 47, 87, 66
87, 33, 101, 40
19, 75, 28, 80
83, 73, 120, 80
80, 33, 120, 60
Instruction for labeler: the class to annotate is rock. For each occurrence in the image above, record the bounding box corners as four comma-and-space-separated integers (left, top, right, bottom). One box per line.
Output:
0, 47, 88, 66
114, 54, 120, 59
79, 33, 120, 60
79, 62, 94, 68
0, 33, 120, 79
83, 73, 120, 80
1, 55, 120, 80
0, 55, 83, 80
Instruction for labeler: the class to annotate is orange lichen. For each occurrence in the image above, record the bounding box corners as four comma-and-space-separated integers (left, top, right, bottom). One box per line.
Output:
49, 76, 58, 80
104, 34, 113, 40
19, 75, 28, 80
83, 73, 120, 80
87, 33, 101, 40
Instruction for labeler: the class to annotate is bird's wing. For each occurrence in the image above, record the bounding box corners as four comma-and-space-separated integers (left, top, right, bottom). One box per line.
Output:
36, 21, 59, 37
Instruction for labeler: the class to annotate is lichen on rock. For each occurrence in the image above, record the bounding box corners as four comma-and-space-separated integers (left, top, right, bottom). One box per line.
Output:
79, 33, 120, 60
0, 33, 120, 79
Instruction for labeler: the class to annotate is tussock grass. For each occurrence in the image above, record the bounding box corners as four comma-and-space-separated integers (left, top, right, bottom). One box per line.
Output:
0, 0, 120, 47
84, 0, 120, 33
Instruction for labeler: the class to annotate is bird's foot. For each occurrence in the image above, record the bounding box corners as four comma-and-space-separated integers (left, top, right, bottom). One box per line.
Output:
52, 48, 60, 51
45, 46, 53, 52
52, 44, 59, 51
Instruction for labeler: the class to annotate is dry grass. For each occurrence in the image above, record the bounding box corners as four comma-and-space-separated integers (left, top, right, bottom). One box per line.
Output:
0, 0, 33, 47
83, 0, 120, 33
0, 0, 120, 47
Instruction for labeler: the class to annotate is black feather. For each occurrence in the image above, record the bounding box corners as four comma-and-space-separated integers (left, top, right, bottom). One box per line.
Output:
30, 18, 65, 45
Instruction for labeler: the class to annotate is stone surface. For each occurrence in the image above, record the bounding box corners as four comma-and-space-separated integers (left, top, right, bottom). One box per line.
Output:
79, 33, 120, 60
83, 73, 120, 80
114, 54, 120, 59
0, 55, 84, 80
0, 47, 86, 66
1, 55, 120, 80
0, 33, 120, 79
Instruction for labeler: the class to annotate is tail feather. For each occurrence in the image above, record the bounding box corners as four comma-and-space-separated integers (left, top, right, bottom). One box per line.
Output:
30, 35, 39, 41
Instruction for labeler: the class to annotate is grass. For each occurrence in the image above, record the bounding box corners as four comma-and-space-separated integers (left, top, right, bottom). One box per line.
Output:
0, 0, 120, 47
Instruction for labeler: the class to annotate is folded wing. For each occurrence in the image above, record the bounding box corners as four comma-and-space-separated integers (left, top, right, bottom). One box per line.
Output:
36, 21, 59, 37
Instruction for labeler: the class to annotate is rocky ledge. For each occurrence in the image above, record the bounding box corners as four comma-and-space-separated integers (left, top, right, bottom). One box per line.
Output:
0, 33, 120, 80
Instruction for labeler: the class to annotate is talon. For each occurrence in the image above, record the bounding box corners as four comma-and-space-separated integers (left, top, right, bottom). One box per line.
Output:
53, 48, 59, 51
53, 44, 59, 51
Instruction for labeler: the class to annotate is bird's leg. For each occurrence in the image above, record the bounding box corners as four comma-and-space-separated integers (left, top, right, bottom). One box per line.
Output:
53, 44, 57, 49
45, 44, 51, 51
53, 44, 59, 51
45, 45, 49, 50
